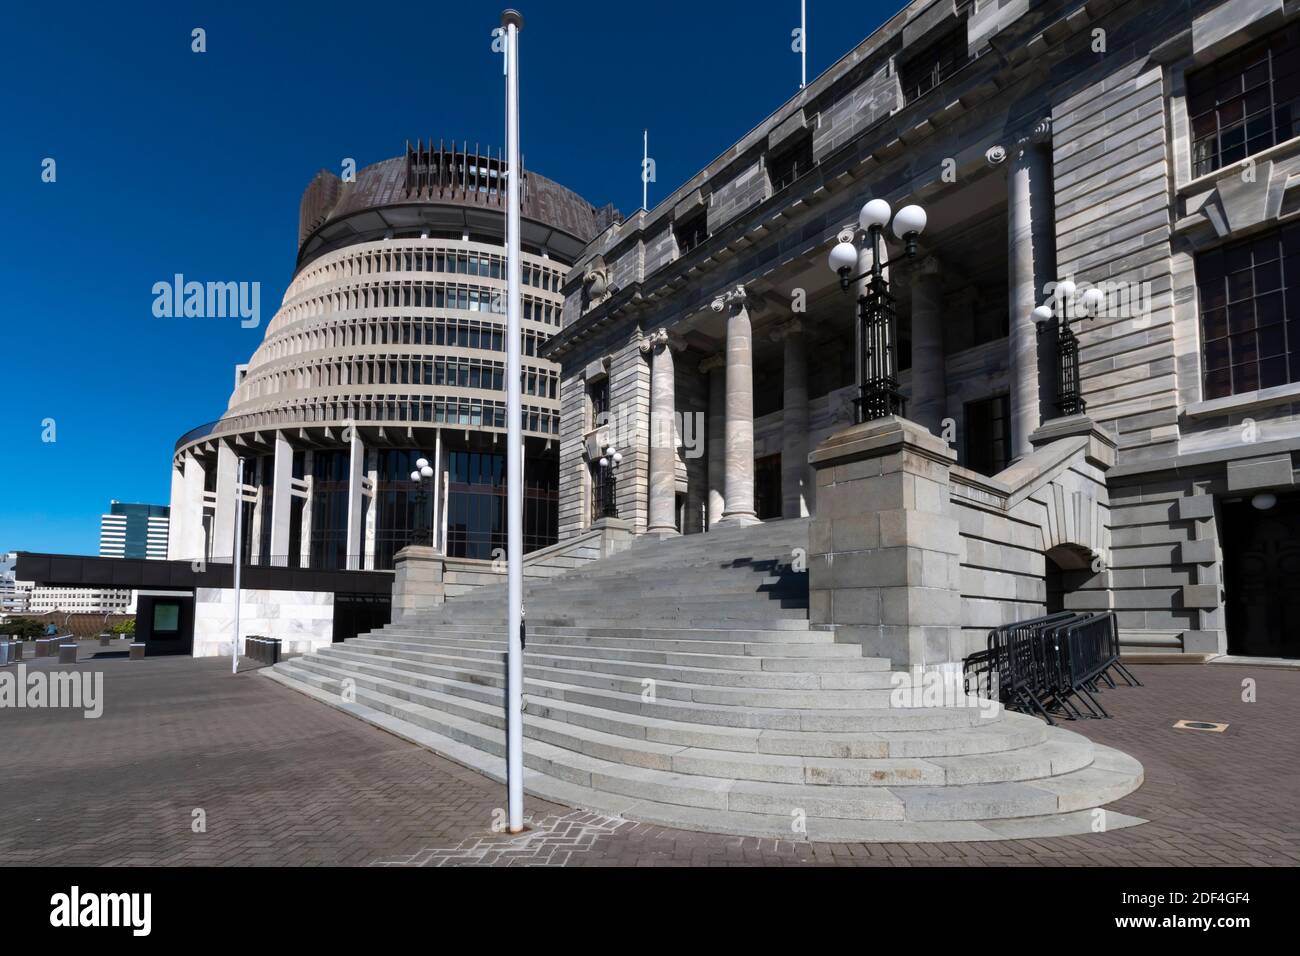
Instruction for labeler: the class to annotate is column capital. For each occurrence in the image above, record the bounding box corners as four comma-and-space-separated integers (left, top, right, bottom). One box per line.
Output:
638, 328, 686, 355
710, 283, 761, 316
986, 116, 1053, 168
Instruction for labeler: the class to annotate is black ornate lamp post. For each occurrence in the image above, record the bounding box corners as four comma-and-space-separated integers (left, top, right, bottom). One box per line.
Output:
827, 199, 927, 423
597, 445, 623, 518
408, 456, 435, 546
1034, 280, 1102, 417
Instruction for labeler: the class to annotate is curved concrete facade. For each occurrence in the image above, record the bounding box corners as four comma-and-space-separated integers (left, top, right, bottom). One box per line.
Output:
170, 143, 616, 571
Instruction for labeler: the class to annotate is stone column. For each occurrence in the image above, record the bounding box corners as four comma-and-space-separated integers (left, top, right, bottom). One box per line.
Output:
908, 256, 947, 435
181, 452, 208, 561
772, 320, 810, 518
267, 431, 293, 564
300, 451, 315, 568
167, 459, 187, 560
344, 426, 365, 569
990, 118, 1055, 461
640, 329, 680, 535
700, 354, 726, 528
713, 285, 760, 526
211, 441, 238, 561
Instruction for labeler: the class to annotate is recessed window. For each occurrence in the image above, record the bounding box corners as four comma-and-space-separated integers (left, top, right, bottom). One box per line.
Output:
964, 394, 1011, 477
1196, 221, 1300, 400
769, 134, 814, 193
589, 376, 609, 428
1187, 22, 1300, 177
676, 210, 708, 254
899, 25, 970, 105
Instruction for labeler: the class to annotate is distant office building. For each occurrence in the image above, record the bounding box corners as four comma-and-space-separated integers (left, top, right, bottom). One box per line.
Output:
26, 586, 133, 614
0, 552, 29, 614
99, 501, 170, 560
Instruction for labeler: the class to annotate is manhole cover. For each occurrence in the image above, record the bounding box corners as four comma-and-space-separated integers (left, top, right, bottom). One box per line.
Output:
1173, 719, 1228, 732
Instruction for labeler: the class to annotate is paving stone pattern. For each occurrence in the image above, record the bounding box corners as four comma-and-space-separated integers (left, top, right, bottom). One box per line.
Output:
1, 648, 1296, 866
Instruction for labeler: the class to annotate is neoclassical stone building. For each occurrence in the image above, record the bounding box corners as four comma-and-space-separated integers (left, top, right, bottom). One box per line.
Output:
545, 0, 1300, 662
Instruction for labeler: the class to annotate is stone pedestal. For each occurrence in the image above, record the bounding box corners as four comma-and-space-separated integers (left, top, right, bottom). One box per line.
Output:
808, 416, 963, 669
1027, 413, 1117, 469
392, 545, 447, 620
590, 517, 635, 555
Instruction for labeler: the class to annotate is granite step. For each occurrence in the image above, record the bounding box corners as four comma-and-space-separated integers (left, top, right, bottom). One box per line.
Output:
265, 660, 1143, 835
322, 642, 897, 690
275, 657, 1091, 788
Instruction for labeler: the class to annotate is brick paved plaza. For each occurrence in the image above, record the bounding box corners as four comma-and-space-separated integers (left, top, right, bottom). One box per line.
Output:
1, 644, 1297, 867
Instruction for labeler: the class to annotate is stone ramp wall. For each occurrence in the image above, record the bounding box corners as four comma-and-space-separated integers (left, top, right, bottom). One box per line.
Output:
810, 414, 1116, 669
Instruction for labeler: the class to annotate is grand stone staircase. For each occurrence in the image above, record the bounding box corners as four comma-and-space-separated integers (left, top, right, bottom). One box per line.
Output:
264, 518, 1144, 841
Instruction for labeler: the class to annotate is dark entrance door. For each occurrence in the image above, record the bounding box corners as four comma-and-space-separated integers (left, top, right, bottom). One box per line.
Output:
754, 454, 782, 520
1223, 494, 1300, 658
333, 592, 392, 643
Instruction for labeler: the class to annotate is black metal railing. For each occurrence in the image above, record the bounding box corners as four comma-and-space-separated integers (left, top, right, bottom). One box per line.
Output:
963, 611, 1141, 726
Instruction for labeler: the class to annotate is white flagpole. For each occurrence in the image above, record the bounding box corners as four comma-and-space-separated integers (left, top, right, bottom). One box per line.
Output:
801, 0, 807, 89
642, 129, 648, 211
502, 7, 526, 835
232, 455, 244, 675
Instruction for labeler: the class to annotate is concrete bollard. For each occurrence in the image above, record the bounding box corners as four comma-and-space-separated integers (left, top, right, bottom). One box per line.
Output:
99, 632, 111, 647
129, 642, 146, 660
58, 643, 78, 665
33, 638, 51, 659
0, 642, 9, 666
10, 640, 23, 662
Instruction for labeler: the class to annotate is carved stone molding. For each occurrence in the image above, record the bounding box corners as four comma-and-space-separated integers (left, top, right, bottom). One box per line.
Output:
581, 254, 613, 314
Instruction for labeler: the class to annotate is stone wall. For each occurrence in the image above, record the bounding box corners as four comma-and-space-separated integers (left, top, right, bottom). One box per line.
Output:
193, 587, 333, 658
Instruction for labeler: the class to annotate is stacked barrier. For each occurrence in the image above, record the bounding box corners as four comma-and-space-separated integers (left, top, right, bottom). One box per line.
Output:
246, 636, 282, 665
963, 610, 1141, 725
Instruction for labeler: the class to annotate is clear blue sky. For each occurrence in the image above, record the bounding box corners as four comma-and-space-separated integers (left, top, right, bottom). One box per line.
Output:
0, 0, 895, 556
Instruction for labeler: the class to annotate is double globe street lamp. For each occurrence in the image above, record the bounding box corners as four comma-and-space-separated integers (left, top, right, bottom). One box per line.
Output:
596, 445, 623, 518
409, 457, 435, 545
827, 198, 928, 423
1033, 280, 1104, 417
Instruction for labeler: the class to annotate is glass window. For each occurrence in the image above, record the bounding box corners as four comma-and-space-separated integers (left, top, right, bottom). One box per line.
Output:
1196, 221, 1300, 399
1187, 23, 1300, 176
964, 394, 1011, 477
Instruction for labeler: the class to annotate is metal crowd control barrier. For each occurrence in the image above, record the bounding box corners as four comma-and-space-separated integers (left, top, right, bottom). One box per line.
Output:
963, 610, 1139, 726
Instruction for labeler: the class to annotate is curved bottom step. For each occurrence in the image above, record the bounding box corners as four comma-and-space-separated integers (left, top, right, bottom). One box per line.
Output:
262, 666, 1146, 843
